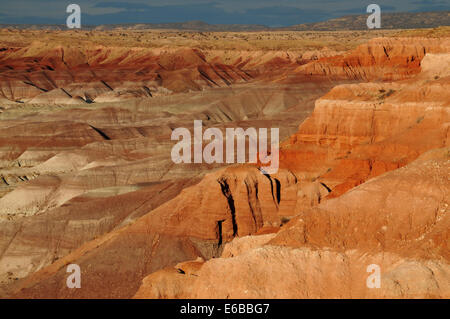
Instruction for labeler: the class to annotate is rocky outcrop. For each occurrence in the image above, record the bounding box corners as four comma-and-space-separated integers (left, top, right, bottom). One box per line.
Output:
296, 37, 450, 80
7, 166, 307, 298
131, 52, 450, 299
0, 43, 315, 104
0, 71, 333, 294
1, 36, 449, 299
3, 37, 445, 104
133, 147, 450, 299
281, 52, 450, 197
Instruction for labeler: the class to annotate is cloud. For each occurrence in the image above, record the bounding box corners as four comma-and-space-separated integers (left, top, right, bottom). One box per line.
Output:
410, 0, 450, 11
334, 5, 397, 15
78, 4, 334, 26
93, 2, 151, 10
411, 0, 449, 4
0, 0, 448, 26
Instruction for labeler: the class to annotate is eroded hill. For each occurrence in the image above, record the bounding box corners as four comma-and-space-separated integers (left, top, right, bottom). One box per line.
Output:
0, 30, 448, 298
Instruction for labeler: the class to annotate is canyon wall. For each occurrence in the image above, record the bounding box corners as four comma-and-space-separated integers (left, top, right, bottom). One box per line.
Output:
0, 36, 448, 298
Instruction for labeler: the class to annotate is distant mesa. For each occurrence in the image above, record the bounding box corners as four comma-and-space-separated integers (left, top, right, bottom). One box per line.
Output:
0, 11, 448, 32
284, 11, 450, 31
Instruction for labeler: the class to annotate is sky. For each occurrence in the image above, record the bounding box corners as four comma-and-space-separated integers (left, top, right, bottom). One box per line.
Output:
0, 0, 449, 27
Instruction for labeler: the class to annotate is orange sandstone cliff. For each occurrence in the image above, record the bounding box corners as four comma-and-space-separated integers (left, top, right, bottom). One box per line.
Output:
0, 34, 448, 299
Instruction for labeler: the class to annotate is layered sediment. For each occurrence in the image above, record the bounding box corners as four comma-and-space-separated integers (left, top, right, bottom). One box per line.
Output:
0, 32, 448, 298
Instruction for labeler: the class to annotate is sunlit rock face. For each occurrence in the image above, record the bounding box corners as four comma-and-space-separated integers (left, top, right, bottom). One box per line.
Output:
0, 29, 448, 299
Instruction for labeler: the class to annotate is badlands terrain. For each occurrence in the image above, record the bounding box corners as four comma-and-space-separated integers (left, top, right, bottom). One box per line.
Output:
0, 27, 449, 298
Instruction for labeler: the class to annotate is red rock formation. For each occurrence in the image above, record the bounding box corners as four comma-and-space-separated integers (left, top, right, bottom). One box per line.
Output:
2, 37, 446, 104
131, 51, 450, 299
6, 166, 298, 298
0, 43, 313, 103
1, 37, 449, 299
296, 37, 450, 80
281, 52, 450, 197
133, 147, 450, 299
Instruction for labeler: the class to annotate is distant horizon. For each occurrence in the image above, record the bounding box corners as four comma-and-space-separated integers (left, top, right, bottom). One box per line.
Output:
0, 10, 449, 29
0, 0, 449, 27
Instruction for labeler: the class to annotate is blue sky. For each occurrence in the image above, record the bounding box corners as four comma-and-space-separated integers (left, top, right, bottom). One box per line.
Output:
0, 0, 449, 26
